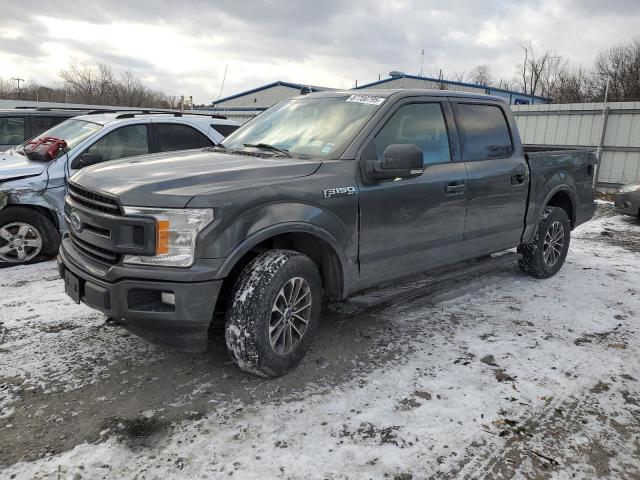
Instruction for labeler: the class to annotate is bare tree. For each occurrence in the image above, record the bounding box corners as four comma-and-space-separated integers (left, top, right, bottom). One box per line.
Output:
592, 37, 640, 101
469, 65, 493, 86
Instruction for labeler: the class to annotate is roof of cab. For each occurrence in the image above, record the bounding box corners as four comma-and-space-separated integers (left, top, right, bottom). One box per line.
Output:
295, 88, 506, 103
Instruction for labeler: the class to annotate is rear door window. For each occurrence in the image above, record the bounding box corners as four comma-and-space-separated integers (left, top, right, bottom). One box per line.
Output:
455, 104, 513, 161
156, 123, 213, 152
85, 124, 149, 162
0, 117, 25, 145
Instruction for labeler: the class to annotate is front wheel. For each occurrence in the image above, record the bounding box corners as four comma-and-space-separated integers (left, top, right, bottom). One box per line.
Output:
0, 206, 60, 266
518, 206, 571, 278
225, 249, 323, 377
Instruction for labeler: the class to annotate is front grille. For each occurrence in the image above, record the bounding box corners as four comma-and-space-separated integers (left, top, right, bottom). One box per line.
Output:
69, 232, 122, 265
68, 183, 120, 214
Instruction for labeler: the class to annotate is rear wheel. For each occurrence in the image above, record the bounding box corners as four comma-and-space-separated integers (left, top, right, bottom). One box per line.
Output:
518, 206, 571, 279
0, 207, 59, 266
225, 249, 322, 377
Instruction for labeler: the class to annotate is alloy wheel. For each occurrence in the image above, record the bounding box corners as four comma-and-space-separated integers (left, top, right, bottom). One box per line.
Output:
542, 221, 565, 267
269, 277, 312, 355
0, 222, 43, 263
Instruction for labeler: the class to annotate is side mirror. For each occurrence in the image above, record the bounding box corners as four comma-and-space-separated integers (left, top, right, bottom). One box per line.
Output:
368, 144, 424, 181
71, 152, 102, 170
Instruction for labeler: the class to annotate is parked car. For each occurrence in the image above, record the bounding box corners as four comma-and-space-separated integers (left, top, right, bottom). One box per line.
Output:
614, 181, 640, 219
0, 107, 90, 152
58, 90, 597, 377
0, 111, 239, 265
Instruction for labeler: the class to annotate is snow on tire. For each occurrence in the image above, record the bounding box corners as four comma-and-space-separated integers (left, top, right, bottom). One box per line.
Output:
225, 249, 323, 377
518, 206, 571, 279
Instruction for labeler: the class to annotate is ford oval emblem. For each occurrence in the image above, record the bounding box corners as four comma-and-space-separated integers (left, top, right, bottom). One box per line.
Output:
69, 211, 83, 232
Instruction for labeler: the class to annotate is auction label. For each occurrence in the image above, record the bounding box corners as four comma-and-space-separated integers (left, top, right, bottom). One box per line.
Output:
346, 95, 385, 105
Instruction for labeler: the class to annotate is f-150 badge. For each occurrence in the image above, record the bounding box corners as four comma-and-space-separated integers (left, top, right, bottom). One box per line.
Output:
323, 186, 356, 199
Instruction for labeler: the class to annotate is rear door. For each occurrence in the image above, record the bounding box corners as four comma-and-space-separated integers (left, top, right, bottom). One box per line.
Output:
451, 100, 529, 257
357, 98, 467, 286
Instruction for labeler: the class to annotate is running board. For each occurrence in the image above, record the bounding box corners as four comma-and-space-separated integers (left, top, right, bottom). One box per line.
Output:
332, 251, 521, 317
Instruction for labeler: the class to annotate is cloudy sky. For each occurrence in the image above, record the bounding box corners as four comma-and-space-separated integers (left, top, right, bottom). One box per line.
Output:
1, 0, 639, 103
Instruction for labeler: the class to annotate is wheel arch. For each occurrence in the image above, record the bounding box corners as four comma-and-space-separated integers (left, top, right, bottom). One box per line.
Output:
215, 223, 350, 312
543, 186, 577, 228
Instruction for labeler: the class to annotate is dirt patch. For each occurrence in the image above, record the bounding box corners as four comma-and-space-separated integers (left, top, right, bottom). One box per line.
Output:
40, 322, 81, 334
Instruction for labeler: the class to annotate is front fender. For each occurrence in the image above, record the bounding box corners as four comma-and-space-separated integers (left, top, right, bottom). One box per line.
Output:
197, 200, 358, 297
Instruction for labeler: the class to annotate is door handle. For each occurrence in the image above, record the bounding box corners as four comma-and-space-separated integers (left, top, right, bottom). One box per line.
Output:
511, 173, 526, 185
446, 183, 466, 195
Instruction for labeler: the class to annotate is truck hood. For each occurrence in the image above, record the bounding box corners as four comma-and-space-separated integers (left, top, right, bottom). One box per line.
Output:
0, 149, 48, 182
71, 149, 322, 208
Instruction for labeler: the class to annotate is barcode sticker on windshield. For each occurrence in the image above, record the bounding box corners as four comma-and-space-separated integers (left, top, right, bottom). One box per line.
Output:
346, 95, 385, 106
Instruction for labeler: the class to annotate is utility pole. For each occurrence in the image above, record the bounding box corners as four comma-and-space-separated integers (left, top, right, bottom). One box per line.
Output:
12, 77, 25, 98
419, 48, 424, 77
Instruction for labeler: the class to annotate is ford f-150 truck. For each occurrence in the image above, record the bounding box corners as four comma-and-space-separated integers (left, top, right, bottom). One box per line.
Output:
58, 89, 597, 377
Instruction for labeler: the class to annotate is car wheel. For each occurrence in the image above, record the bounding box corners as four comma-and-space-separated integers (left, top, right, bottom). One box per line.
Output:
225, 249, 322, 377
518, 206, 571, 279
0, 206, 60, 266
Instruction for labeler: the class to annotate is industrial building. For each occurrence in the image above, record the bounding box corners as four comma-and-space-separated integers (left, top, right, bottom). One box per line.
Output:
208, 72, 549, 124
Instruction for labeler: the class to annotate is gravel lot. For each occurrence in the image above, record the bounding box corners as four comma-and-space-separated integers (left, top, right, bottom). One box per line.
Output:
1, 204, 639, 479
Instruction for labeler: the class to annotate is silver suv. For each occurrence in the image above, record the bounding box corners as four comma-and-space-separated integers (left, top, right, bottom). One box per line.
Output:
0, 111, 239, 265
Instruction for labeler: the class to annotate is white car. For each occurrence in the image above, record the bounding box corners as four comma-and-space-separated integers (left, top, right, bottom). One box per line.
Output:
0, 110, 239, 264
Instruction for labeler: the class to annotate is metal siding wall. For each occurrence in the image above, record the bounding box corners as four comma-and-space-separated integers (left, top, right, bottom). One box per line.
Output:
513, 102, 640, 191
367, 77, 486, 94
214, 85, 300, 109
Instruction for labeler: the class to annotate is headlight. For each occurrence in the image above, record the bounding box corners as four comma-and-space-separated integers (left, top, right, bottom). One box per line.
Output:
123, 207, 214, 267
620, 183, 640, 193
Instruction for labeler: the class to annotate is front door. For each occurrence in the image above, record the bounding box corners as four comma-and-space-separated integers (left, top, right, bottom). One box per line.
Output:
451, 101, 529, 257
357, 100, 468, 287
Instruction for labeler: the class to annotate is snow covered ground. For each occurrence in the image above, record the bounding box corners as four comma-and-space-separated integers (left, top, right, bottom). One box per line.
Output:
1, 206, 639, 479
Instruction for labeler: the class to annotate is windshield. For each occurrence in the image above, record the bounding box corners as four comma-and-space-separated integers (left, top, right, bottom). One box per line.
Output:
18, 119, 101, 156
221, 95, 384, 158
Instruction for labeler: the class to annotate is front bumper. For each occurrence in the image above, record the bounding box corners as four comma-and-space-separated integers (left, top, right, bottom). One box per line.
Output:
58, 237, 222, 352
614, 191, 640, 217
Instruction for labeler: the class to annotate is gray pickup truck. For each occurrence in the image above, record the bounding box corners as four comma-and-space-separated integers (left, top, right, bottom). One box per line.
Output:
58, 89, 597, 377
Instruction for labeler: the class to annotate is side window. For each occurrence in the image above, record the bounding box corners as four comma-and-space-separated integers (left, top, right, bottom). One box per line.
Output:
156, 123, 213, 152
456, 104, 513, 161
0, 117, 25, 145
370, 103, 451, 165
31, 116, 71, 138
86, 124, 149, 162
211, 124, 239, 138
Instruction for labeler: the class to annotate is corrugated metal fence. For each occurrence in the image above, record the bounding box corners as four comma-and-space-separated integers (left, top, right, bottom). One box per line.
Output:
512, 102, 640, 192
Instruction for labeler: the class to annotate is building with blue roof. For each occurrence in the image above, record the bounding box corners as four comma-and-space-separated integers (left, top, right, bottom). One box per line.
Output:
208, 74, 549, 124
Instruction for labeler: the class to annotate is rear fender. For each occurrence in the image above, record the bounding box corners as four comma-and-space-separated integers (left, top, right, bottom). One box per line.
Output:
522, 183, 578, 244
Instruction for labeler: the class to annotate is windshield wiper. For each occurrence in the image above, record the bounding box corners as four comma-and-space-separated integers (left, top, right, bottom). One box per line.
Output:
243, 143, 292, 157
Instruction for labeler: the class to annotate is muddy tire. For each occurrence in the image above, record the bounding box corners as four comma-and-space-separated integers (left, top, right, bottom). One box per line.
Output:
518, 206, 571, 279
0, 206, 60, 266
225, 249, 322, 377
